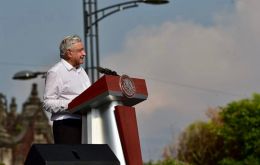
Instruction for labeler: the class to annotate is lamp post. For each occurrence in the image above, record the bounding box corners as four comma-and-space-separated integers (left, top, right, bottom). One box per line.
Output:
83, 0, 169, 83
12, 70, 46, 80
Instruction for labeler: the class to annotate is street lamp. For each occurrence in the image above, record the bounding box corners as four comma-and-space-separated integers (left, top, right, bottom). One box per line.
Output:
143, 0, 169, 4
83, 0, 169, 83
12, 70, 46, 80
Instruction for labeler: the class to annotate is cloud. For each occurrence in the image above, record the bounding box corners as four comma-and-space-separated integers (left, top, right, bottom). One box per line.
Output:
102, 0, 260, 161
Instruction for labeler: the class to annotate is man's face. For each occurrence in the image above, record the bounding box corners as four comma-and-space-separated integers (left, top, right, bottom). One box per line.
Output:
67, 42, 86, 68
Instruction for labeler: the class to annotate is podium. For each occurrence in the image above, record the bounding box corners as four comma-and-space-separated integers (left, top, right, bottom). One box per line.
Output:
68, 75, 148, 165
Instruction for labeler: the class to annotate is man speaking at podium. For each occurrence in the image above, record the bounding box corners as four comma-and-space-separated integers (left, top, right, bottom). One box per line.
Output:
43, 35, 91, 144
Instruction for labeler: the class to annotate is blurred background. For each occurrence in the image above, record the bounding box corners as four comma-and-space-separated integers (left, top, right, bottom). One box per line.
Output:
1, 0, 260, 164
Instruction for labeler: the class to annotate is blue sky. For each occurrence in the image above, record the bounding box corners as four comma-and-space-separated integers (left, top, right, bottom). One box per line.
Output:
3, 0, 259, 162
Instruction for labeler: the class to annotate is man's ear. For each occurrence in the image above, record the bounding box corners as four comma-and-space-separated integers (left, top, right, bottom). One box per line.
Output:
66, 50, 72, 58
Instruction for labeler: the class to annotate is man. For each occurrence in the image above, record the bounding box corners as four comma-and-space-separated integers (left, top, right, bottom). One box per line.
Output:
43, 35, 91, 144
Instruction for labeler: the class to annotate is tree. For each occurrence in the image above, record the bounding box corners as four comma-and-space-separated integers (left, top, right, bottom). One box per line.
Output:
163, 94, 260, 165
218, 93, 260, 164
144, 158, 189, 165
176, 120, 224, 165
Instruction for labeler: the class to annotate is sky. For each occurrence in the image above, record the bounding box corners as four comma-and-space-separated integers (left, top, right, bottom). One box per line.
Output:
1, 0, 259, 162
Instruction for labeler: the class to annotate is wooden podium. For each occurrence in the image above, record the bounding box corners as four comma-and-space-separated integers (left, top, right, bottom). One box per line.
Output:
68, 75, 148, 165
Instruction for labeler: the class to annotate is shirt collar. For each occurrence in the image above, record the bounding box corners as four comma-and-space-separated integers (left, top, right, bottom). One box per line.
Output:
61, 59, 82, 73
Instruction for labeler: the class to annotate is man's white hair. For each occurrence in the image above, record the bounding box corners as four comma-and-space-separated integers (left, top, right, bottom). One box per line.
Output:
59, 35, 82, 58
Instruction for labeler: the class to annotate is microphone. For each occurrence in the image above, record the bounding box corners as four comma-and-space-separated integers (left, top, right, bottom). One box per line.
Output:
97, 66, 119, 76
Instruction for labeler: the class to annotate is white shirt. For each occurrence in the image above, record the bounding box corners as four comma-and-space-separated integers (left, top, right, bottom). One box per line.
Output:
43, 59, 91, 121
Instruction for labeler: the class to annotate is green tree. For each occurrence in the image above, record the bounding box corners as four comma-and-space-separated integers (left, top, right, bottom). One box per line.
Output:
176, 120, 224, 165
144, 158, 189, 165
162, 94, 260, 165
218, 93, 260, 164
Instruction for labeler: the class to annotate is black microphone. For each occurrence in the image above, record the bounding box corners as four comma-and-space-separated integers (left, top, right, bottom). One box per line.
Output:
96, 66, 119, 76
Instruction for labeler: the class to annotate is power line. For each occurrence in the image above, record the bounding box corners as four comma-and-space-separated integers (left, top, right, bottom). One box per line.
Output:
0, 61, 246, 97
142, 76, 246, 97
0, 61, 49, 67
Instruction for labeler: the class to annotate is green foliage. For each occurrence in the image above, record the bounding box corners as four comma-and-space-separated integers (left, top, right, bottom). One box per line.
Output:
176, 121, 224, 165
219, 93, 260, 163
218, 156, 260, 165
165, 93, 260, 165
144, 158, 190, 165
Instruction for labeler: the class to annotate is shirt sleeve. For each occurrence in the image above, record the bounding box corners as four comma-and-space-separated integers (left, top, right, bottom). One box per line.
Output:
43, 70, 69, 113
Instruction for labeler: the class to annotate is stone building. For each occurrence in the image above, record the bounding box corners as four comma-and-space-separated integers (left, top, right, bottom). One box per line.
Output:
0, 83, 53, 165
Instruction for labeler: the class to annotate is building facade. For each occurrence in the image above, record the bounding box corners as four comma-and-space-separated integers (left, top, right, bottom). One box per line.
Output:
0, 83, 53, 165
